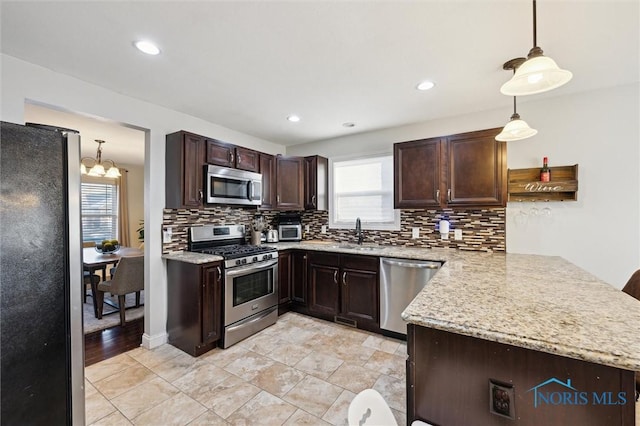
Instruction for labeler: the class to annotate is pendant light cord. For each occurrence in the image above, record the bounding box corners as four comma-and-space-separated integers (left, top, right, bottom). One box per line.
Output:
532, 0, 537, 47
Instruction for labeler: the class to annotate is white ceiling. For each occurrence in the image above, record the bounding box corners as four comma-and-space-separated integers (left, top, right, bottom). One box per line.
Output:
23, 102, 146, 167
2, 1, 639, 149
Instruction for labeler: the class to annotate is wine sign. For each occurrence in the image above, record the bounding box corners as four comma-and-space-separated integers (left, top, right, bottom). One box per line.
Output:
507, 164, 579, 202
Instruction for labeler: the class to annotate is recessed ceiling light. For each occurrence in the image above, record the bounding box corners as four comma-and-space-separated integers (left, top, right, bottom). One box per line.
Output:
287, 115, 300, 122
134, 40, 160, 55
342, 122, 356, 128
416, 81, 435, 91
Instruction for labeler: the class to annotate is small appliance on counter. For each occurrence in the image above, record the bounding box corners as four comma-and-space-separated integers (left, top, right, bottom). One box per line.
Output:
277, 212, 302, 241
266, 229, 279, 243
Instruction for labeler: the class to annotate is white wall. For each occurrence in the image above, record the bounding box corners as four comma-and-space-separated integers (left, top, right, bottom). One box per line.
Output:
1, 54, 285, 348
287, 84, 640, 288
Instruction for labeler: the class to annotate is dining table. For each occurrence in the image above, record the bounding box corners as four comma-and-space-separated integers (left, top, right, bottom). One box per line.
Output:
83, 246, 144, 318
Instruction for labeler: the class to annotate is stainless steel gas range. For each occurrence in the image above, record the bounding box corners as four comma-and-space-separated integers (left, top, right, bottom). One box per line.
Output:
189, 224, 278, 348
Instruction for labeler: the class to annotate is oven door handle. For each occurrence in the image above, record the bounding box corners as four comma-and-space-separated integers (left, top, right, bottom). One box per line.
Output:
225, 258, 279, 278
225, 306, 277, 333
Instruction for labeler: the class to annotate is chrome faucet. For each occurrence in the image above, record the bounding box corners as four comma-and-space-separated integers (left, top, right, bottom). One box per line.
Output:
355, 217, 363, 245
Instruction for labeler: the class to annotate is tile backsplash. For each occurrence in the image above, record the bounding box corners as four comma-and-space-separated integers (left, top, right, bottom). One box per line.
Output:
162, 207, 505, 253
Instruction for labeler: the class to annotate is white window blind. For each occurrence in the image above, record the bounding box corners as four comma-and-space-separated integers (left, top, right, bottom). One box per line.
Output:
330, 154, 400, 230
81, 180, 119, 243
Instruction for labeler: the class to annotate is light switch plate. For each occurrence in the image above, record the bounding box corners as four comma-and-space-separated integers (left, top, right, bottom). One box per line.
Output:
454, 229, 463, 240
321, 225, 327, 234
163, 228, 172, 243
305, 225, 310, 233
412, 227, 420, 239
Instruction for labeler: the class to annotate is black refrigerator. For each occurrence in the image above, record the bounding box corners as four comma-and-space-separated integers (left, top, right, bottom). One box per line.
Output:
0, 121, 85, 424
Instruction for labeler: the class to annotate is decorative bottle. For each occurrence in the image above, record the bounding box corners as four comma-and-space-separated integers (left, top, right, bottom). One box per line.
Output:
540, 157, 550, 182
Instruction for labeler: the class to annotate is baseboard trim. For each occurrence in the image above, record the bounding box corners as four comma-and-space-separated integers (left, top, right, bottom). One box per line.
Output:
141, 331, 167, 349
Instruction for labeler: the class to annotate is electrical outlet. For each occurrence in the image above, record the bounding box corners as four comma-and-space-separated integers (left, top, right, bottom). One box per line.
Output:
411, 227, 420, 239
163, 227, 172, 243
305, 225, 310, 233
489, 379, 515, 419
454, 229, 463, 240
321, 225, 327, 234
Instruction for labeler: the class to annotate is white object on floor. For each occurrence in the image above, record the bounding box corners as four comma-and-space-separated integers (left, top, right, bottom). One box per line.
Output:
347, 389, 433, 426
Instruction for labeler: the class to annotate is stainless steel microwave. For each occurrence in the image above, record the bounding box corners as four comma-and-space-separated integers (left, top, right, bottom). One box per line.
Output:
278, 224, 302, 241
205, 165, 262, 206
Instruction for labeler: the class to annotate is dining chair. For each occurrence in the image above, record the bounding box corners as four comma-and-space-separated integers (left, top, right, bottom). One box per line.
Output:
95, 256, 144, 326
83, 272, 100, 303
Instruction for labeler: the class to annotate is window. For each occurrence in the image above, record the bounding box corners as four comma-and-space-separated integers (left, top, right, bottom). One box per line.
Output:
330, 154, 400, 230
81, 178, 119, 244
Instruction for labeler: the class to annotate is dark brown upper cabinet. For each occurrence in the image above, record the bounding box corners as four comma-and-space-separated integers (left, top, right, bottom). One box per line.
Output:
206, 139, 260, 173
394, 137, 443, 208
304, 155, 328, 210
394, 128, 506, 209
206, 139, 235, 167
275, 155, 304, 210
166, 131, 206, 209
259, 153, 276, 210
446, 128, 506, 208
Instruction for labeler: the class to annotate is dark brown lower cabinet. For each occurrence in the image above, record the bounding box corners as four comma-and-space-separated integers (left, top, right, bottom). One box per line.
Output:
279, 250, 309, 315
291, 251, 308, 307
407, 325, 635, 426
278, 251, 292, 315
307, 252, 379, 333
166, 259, 222, 357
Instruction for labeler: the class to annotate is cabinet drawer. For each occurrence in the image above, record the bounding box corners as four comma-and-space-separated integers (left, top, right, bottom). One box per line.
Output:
308, 252, 340, 267
341, 254, 378, 272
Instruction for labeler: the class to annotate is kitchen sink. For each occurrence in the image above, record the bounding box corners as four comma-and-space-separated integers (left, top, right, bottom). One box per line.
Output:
330, 244, 382, 251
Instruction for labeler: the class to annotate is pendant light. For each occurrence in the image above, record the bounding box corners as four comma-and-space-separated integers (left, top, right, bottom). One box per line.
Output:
81, 140, 121, 178
496, 58, 538, 142
500, 0, 572, 96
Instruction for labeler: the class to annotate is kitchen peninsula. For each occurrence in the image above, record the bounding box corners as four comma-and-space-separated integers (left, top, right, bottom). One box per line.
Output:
165, 242, 640, 424
401, 252, 640, 426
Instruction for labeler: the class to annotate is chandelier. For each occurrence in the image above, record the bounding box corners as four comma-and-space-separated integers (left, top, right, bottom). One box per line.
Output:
81, 140, 121, 178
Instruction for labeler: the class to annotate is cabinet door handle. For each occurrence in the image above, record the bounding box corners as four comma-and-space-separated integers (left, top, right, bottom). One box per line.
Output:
237, 153, 241, 164
198, 190, 203, 201
447, 188, 451, 202
229, 152, 234, 163
333, 270, 338, 284
216, 266, 222, 283
311, 195, 316, 207
342, 272, 347, 285
277, 195, 281, 203
436, 189, 440, 202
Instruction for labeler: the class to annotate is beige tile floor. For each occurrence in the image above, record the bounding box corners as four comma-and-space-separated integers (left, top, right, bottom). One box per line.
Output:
85, 312, 408, 425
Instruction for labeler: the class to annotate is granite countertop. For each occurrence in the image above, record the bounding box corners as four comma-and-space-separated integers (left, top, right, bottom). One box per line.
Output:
164, 240, 640, 371
162, 251, 223, 264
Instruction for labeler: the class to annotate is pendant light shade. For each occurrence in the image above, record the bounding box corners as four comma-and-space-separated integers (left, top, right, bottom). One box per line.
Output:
500, 51, 573, 96
495, 112, 538, 142
500, 0, 572, 96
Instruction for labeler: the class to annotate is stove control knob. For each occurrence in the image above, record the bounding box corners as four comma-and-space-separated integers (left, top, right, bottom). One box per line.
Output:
235, 260, 241, 266
253, 256, 258, 262
242, 258, 247, 264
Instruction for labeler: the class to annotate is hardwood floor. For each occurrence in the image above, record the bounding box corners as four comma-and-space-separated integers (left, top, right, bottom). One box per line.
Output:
84, 317, 144, 366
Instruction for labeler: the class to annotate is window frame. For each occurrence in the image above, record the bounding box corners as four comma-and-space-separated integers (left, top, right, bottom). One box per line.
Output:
80, 176, 119, 244
328, 152, 400, 231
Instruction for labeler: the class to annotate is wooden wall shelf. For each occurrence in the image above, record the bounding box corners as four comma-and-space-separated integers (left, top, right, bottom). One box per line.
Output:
507, 164, 578, 202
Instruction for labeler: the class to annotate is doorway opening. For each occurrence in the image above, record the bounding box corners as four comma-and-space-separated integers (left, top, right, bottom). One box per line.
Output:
24, 101, 147, 365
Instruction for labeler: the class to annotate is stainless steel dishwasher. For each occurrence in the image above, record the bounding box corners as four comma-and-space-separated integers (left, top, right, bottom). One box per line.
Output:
380, 257, 441, 336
